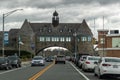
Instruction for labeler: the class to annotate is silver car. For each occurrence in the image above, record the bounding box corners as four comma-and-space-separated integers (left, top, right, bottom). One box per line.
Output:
55, 55, 66, 64
31, 56, 45, 66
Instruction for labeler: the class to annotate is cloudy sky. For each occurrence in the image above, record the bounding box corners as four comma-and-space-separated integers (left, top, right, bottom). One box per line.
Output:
0, 0, 120, 39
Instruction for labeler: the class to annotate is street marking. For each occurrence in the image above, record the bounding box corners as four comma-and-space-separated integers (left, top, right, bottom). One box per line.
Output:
69, 62, 90, 80
29, 62, 54, 80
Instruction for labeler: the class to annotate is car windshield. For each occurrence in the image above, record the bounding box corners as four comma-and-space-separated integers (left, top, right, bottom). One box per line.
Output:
8, 56, 17, 60
82, 56, 87, 59
57, 56, 64, 58
105, 58, 120, 62
0, 58, 5, 62
33, 57, 43, 60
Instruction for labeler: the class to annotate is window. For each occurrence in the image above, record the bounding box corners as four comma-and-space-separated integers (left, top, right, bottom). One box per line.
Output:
88, 36, 92, 41
54, 37, 57, 42
105, 58, 120, 62
39, 29, 43, 32
40, 37, 45, 42
46, 37, 50, 41
100, 38, 105, 44
66, 37, 71, 42
52, 37, 55, 42
59, 29, 63, 32
48, 29, 52, 32
112, 38, 120, 48
60, 37, 65, 42
56, 37, 59, 42
81, 37, 87, 41
68, 29, 72, 32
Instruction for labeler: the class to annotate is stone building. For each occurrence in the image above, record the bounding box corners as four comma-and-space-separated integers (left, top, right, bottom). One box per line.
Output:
8, 11, 94, 55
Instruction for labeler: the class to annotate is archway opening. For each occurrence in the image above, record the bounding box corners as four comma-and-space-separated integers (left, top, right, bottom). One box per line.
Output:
38, 46, 72, 57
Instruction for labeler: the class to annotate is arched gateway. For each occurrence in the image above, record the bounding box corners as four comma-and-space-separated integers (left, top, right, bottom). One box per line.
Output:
16, 11, 94, 55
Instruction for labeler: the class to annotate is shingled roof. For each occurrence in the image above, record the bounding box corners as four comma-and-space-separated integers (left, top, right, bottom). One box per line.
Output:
20, 18, 92, 37
28, 19, 92, 36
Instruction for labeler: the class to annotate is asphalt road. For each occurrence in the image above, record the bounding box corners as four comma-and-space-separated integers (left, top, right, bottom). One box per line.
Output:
0, 62, 50, 80
0, 61, 120, 80
37, 62, 86, 80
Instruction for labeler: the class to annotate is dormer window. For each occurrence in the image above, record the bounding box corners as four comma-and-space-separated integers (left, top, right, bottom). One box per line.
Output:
48, 29, 52, 32
59, 29, 63, 32
68, 29, 72, 32
40, 29, 43, 32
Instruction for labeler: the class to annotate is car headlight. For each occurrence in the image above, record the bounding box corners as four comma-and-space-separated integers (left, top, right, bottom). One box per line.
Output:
1, 62, 7, 65
40, 60, 44, 63
31, 61, 34, 63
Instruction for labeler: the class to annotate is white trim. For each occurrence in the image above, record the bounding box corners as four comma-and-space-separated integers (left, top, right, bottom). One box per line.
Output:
97, 29, 109, 32
98, 48, 120, 50
106, 34, 120, 37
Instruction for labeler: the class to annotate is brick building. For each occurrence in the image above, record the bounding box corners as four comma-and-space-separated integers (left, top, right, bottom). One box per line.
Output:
98, 29, 120, 57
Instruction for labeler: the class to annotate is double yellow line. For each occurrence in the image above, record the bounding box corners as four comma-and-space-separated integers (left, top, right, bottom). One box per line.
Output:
29, 62, 54, 80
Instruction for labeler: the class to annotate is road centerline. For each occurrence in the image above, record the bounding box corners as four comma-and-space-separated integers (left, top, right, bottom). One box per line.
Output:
29, 62, 54, 80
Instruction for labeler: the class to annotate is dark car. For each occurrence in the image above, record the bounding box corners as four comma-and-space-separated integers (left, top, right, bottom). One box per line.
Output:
45, 56, 54, 62
0, 57, 12, 70
8, 55, 21, 68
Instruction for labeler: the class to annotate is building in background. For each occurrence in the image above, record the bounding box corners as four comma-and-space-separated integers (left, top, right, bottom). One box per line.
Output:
0, 11, 94, 56
98, 29, 120, 57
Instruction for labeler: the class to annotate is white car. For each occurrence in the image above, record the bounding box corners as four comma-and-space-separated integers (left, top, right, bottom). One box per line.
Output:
55, 55, 66, 64
94, 57, 120, 79
82, 56, 100, 71
78, 55, 88, 68
31, 56, 45, 66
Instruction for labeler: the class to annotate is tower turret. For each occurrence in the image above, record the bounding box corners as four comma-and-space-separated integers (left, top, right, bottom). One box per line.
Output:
52, 10, 59, 27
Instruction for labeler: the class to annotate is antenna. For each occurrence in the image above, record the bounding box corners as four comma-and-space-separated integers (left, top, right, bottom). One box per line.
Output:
103, 16, 104, 57
94, 18, 95, 38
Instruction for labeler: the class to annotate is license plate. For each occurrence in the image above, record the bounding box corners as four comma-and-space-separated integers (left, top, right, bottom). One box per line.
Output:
113, 65, 118, 68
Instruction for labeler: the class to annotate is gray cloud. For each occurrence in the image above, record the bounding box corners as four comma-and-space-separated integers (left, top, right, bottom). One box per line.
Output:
0, 0, 120, 39
0, 0, 120, 9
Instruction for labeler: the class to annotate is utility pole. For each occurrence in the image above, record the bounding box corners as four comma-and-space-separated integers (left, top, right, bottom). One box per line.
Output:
2, 9, 23, 57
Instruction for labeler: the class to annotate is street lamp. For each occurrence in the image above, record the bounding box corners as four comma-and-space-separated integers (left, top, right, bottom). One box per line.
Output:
73, 32, 77, 59
2, 9, 23, 57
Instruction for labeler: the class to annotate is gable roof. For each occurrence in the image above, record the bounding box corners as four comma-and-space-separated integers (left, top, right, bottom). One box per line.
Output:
23, 19, 93, 36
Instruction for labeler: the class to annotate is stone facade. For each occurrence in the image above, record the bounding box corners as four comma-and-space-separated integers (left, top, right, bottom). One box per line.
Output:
2, 11, 94, 55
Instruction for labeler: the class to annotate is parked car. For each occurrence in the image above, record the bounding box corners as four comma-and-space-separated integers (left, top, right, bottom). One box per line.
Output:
94, 57, 120, 79
75, 54, 89, 66
8, 55, 21, 68
78, 55, 88, 68
31, 56, 45, 66
0, 57, 12, 70
55, 55, 66, 64
82, 56, 100, 71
